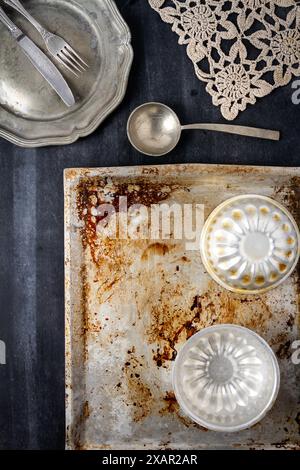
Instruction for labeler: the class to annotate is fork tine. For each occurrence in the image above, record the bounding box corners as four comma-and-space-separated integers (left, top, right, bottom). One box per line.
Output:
63, 47, 85, 71
66, 45, 89, 68
60, 50, 83, 74
56, 53, 79, 77
57, 52, 80, 76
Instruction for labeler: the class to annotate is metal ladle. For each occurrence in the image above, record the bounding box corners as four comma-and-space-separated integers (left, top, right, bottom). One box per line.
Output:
127, 102, 280, 156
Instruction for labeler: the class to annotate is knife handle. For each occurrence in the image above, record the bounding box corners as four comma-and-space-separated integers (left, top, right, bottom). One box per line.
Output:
0, 6, 22, 38
4, 0, 47, 38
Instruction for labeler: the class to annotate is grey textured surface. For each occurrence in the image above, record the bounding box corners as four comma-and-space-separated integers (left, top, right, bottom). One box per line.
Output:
0, 0, 300, 449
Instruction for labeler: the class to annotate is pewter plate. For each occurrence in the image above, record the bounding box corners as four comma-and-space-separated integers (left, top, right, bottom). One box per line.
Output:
0, 0, 133, 147
65, 164, 300, 450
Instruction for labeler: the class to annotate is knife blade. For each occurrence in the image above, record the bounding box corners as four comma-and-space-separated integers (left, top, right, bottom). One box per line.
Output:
0, 7, 75, 107
18, 35, 75, 107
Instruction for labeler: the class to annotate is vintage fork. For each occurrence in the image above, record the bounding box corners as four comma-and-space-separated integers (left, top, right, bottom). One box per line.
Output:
4, 0, 88, 77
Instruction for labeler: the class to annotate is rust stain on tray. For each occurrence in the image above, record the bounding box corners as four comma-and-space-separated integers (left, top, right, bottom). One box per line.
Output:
161, 391, 178, 414
274, 177, 300, 219
151, 295, 202, 367
123, 352, 154, 423
76, 177, 175, 265
160, 391, 209, 431
149, 287, 273, 367
142, 243, 170, 261
72, 400, 91, 450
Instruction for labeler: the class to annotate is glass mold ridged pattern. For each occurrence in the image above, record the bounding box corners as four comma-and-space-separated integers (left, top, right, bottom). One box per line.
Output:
201, 195, 300, 293
173, 325, 280, 431
183, 332, 264, 414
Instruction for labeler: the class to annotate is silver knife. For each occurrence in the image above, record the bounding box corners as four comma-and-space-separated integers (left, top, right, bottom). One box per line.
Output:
0, 7, 75, 107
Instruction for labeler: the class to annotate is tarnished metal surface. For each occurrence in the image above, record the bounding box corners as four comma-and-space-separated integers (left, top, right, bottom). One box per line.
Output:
65, 164, 300, 450
0, 0, 133, 147
200, 195, 300, 294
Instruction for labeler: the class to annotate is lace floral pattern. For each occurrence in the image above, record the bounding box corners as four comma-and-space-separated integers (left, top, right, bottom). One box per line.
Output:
149, 0, 300, 120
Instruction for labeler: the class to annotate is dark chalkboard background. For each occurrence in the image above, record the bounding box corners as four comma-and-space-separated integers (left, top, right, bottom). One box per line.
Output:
0, 0, 299, 449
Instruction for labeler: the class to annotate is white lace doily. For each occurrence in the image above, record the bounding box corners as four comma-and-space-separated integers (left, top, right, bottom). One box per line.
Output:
149, 0, 300, 120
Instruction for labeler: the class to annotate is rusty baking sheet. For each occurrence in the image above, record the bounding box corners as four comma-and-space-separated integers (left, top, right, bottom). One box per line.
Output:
64, 164, 300, 450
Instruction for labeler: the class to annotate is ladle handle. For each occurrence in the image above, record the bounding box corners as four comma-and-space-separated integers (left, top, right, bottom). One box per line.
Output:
181, 124, 280, 141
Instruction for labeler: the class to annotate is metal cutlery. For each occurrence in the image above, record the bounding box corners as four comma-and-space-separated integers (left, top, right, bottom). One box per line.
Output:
0, 6, 75, 107
4, 0, 88, 77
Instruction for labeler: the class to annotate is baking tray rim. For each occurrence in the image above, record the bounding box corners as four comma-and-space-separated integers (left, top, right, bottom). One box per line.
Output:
0, 0, 133, 148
